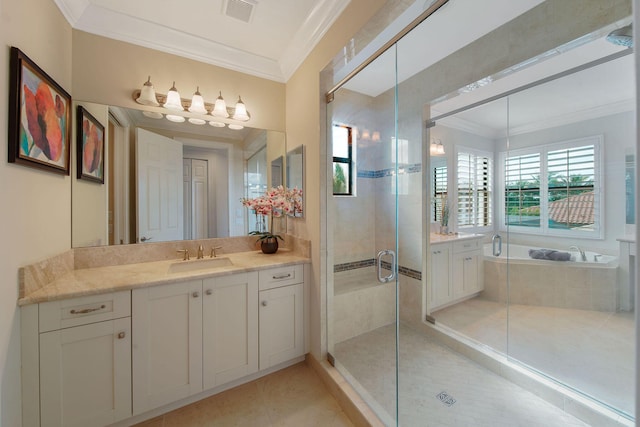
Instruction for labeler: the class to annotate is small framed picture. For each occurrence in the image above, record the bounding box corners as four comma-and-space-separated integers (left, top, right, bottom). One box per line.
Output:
76, 106, 105, 183
8, 47, 71, 174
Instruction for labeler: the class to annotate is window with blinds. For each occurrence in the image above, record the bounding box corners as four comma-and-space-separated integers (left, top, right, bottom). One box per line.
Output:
457, 150, 492, 229
505, 153, 541, 227
501, 136, 600, 236
432, 166, 447, 222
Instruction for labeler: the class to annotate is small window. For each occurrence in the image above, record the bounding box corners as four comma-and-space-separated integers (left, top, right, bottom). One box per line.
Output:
332, 124, 353, 195
457, 149, 493, 229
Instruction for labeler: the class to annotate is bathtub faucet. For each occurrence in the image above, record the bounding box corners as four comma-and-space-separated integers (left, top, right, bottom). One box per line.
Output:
569, 245, 587, 261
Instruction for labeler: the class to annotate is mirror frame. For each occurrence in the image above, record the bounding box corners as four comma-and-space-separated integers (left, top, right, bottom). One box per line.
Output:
286, 145, 304, 218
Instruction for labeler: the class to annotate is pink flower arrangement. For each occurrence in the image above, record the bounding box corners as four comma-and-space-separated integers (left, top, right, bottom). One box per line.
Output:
241, 186, 303, 241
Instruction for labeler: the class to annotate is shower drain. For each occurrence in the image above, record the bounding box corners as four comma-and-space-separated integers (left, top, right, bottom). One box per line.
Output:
436, 391, 456, 407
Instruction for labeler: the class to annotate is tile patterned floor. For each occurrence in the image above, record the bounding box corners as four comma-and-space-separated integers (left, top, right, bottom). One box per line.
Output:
433, 297, 635, 416
133, 362, 354, 427
335, 323, 591, 427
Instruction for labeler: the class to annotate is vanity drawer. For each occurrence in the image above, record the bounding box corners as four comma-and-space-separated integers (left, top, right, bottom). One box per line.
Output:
39, 291, 131, 332
259, 265, 304, 290
453, 239, 481, 253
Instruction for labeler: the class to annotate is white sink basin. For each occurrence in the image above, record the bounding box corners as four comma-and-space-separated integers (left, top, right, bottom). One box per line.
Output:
168, 257, 233, 273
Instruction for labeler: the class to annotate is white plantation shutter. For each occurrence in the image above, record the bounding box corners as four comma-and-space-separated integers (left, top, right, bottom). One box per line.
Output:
500, 135, 601, 237
433, 166, 447, 222
504, 152, 541, 227
457, 150, 492, 229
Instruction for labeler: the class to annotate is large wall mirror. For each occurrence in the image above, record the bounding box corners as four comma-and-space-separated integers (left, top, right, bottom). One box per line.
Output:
71, 102, 286, 248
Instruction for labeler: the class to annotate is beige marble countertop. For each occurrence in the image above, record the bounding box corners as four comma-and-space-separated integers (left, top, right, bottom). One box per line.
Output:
19, 249, 310, 306
430, 232, 485, 244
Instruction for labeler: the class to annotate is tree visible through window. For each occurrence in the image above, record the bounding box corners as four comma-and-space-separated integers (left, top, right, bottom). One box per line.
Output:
502, 137, 600, 236
332, 124, 352, 195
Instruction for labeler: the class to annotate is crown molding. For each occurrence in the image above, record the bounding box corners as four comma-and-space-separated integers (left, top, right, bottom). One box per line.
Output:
279, 0, 350, 81
72, 4, 285, 82
53, 0, 89, 27
434, 98, 635, 140
508, 98, 635, 136
55, 0, 346, 83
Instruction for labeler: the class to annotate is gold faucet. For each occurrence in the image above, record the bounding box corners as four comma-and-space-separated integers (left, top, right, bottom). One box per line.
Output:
197, 245, 205, 259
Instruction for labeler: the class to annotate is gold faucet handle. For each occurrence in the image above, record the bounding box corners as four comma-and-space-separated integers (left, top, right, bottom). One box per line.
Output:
210, 246, 223, 257
177, 249, 190, 260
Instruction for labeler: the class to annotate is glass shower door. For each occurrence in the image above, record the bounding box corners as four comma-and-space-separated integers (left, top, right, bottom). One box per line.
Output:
326, 45, 401, 425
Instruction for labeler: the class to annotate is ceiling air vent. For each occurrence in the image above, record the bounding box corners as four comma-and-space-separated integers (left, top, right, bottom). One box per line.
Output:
223, 0, 257, 23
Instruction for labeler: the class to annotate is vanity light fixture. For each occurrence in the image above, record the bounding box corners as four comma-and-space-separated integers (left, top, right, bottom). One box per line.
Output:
212, 92, 229, 117
188, 87, 208, 114
137, 76, 160, 106
133, 78, 251, 130
430, 138, 445, 156
232, 96, 249, 121
163, 82, 183, 110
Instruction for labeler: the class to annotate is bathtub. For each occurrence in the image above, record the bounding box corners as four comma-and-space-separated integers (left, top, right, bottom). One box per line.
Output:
483, 243, 617, 266
482, 243, 619, 312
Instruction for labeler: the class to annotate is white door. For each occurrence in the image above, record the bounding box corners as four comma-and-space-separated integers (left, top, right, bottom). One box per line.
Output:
39, 318, 131, 427
183, 159, 192, 240
136, 128, 183, 243
132, 281, 203, 414
191, 159, 209, 239
202, 272, 258, 389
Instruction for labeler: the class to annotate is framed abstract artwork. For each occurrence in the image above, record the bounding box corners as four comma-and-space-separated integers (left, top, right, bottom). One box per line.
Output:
8, 47, 71, 174
76, 106, 105, 183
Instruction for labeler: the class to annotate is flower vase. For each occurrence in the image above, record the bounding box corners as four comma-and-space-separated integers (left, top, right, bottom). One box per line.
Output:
260, 237, 279, 254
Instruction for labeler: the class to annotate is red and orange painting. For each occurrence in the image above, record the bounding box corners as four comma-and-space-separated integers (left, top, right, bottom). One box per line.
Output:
8, 47, 71, 174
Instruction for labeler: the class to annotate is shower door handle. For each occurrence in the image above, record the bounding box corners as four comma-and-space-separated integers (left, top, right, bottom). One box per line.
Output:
376, 249, 396, 283
492, 234, 502, 257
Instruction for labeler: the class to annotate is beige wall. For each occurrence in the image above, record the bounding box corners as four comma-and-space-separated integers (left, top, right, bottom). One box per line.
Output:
0, 0, 73, 425
71, 31, 286, 133
285, 0, 387, 358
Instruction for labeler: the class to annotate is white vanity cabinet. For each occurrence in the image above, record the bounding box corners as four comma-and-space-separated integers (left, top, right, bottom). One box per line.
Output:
202, 273, 259, 389
452, 239, 484, 299
132, 280, 204, 414
429, 245, 452, 309
22, 260, 307, 426
429, 237, 484, 312
33, 291, 132, 427
258, 265, 305, 370
132, 272, 259, 414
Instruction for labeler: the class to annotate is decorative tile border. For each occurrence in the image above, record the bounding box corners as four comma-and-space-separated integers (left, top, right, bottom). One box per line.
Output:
334, 259, 375, 272
357, 163, 422, 179
334, 258, 422, 280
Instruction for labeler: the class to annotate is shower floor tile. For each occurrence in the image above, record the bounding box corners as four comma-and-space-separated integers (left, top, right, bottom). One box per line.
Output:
334, 323, 589, 427
433, 298, 634, 416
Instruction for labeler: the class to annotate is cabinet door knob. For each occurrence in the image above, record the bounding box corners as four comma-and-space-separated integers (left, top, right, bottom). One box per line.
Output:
192, 291, 200, 298
205, 289, 213, 296
261, 301, 268, 307
117, 331, 126, 339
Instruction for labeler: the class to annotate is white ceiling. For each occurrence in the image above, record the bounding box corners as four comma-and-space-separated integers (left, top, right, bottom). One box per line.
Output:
432, 37, 634, 137
59, 0, 634, 139
53, 0, 350, 82
342, 0, 547, 97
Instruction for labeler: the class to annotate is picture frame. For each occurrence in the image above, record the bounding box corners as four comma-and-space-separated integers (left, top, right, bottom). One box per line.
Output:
76, 106, 105, 184
8, 47, 71, 174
